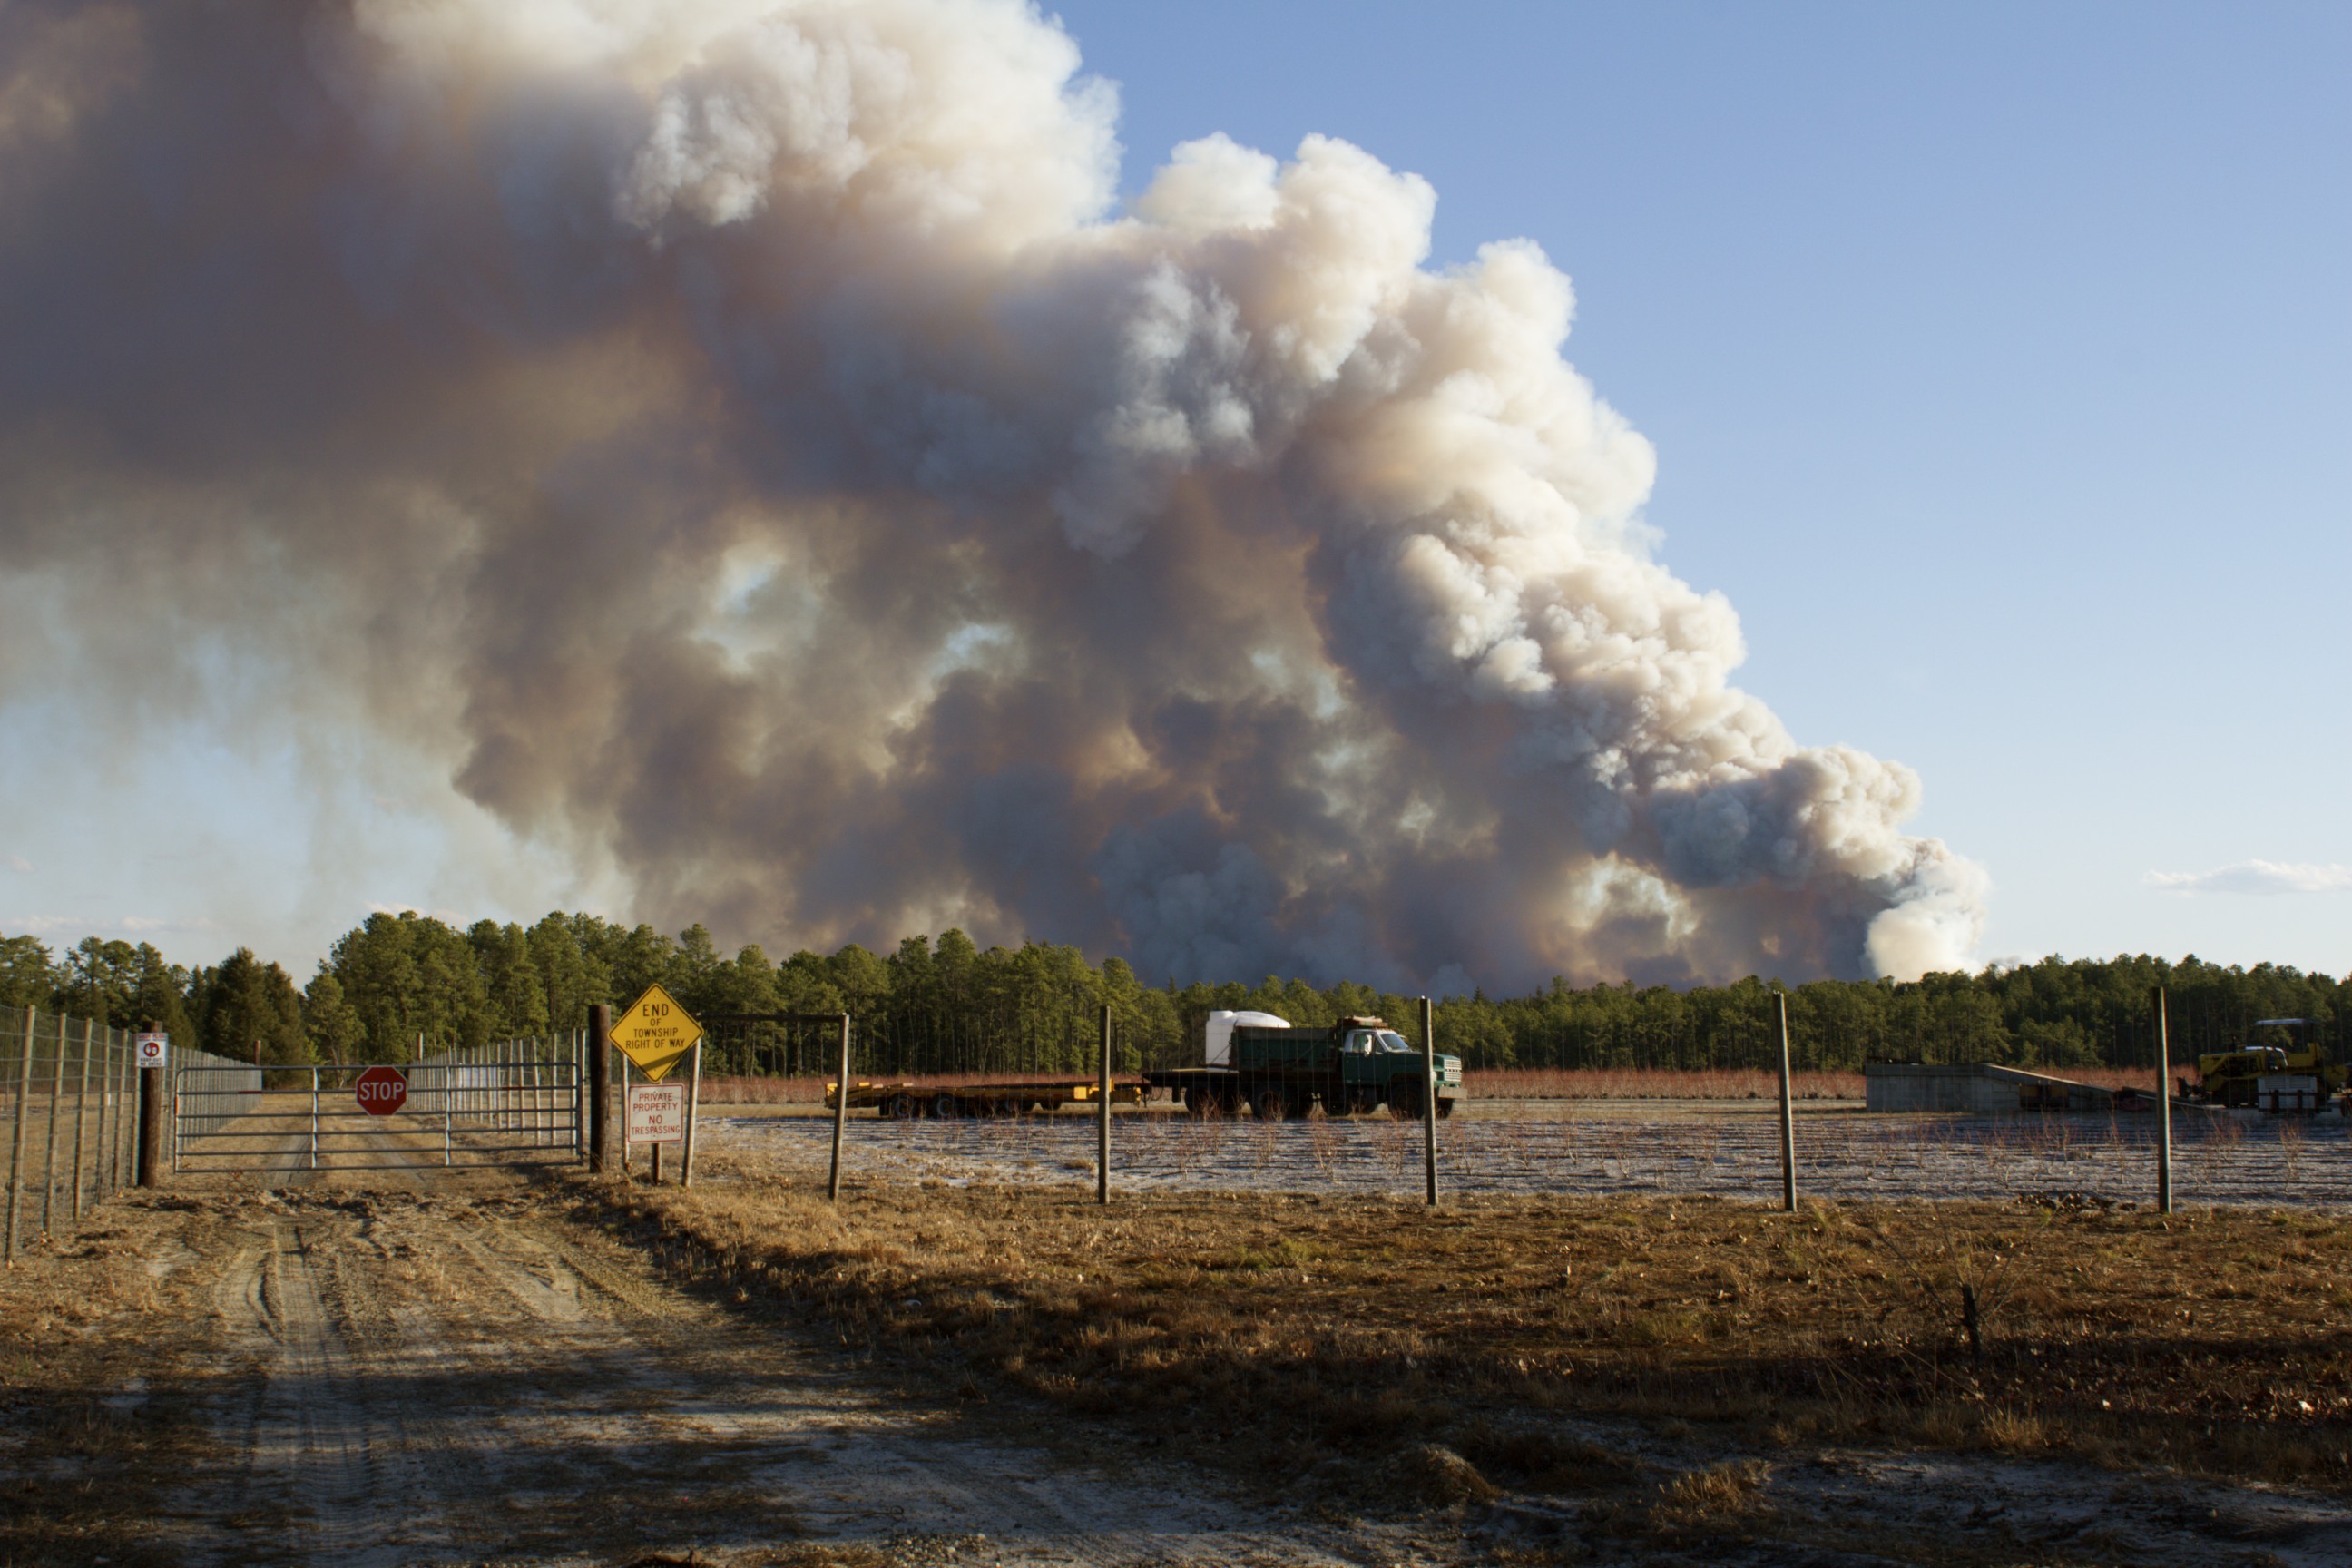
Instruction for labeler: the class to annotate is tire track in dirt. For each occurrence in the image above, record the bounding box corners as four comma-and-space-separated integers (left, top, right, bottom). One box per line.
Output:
176, 1181, 1369, 1566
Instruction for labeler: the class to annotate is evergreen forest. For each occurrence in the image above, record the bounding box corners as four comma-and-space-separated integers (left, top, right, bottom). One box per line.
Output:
5, 913, 2345, 1079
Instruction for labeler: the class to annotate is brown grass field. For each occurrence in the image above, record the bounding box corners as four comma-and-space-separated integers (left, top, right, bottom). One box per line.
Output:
587, 1145, 2352, 1512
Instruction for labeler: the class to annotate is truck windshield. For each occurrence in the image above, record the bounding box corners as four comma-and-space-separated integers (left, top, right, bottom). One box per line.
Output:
1377, 1031, 1414, 1054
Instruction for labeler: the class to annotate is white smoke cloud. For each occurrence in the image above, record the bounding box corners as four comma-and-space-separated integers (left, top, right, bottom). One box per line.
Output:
0, 0, 1984, 986
2149, 861, 2352, 896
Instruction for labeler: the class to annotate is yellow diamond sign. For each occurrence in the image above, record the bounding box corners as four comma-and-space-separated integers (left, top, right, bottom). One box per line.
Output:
611, 983, 702, 1083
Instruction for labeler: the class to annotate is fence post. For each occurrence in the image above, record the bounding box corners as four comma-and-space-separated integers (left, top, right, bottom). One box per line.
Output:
72, 1015, 93, 1222
1097, 1004, 1112, 1207
6, 1008, 33, 1262
136, 1044, 163, 1190
2154, 985, 2173, 1216
1776, 990, 1798, 1213
309, 1065, 319, 1171
99, 1027, 120, 1201
587, 1005, 611, 1172
828, 1013, 851, 1202
1421, 995, 1439, 1207
681, 1041, 702, 1189
41, 1012, 66, 1239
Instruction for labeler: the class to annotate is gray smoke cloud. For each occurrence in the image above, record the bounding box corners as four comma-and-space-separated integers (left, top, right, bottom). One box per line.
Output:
0, 0, 1987, 988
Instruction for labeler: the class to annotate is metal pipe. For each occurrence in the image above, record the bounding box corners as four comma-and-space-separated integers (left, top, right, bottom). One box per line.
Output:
309, 1065, 319, 1171
1776, 990, 1798, 1213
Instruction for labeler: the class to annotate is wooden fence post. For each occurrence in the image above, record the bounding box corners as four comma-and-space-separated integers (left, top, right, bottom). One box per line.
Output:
587, 1004, 611, 1173
828, 1014, 851, 1202
2154, 985, 2173, 1215
1097, 1004, 1112, 1206
1421, 995, 1439, 1207
681, 1040, 702, 1189
136, 1040, 163, 1190
5, 1008, 33, 1261
1776, 990, 1798, 1213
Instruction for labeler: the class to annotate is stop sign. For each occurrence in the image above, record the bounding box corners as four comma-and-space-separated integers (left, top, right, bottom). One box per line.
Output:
355, 1065, 408, 1116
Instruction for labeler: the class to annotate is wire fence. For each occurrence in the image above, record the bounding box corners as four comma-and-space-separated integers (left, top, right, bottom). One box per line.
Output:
3, 1005, 156, 1262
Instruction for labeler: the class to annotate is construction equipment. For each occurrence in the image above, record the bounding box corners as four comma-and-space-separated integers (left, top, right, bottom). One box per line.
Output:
2183, 1018, 2347, 1112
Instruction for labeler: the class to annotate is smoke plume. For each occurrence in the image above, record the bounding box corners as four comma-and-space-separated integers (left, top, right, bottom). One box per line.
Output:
0, 0, 1986, 988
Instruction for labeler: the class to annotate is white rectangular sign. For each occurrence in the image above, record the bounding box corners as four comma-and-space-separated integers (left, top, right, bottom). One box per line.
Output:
135, 1032, 169, 1069
626, 1083, 687, 1145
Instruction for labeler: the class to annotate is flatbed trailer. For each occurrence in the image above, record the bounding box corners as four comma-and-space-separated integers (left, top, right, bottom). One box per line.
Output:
1142, 1064, 1461, 1119
826, 1078, 1146, 1119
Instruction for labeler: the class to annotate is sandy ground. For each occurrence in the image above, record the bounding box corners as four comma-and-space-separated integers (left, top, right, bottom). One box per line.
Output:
6, 1103, 2352, 1566
708, 1101, 2352, 1210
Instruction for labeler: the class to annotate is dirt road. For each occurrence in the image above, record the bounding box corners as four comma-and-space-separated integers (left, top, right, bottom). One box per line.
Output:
6, 1158, 2352, 1567
5, 1171, 1436, 1566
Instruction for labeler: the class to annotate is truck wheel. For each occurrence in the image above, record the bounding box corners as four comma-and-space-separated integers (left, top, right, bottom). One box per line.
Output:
931, 1092, 962, 1119
1183, 1088, 1217, 1119
1435, 1098, 1455, 1120
1388, 1085, 1426, 1120
1252, 1089, 1287, 1121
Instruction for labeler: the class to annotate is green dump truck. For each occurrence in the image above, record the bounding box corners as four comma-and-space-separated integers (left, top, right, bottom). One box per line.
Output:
1146, 1011, 1464, 1120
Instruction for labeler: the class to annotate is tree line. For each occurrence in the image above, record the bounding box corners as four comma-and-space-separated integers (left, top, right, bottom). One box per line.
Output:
2, 915, 2342, 1077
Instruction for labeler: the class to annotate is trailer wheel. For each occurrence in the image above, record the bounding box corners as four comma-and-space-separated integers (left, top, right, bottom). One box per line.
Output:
931, 1092, 962, 1119
884, 1093, 918, 1121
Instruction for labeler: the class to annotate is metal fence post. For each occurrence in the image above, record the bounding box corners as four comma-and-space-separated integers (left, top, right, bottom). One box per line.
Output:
1097, 1004, 1112, 1206
6, 1009, 33, 1262
1421, 996, 1438, 1207
72, 1015, 93, 1222
828, 1013, 850, 1202
1776, 991, 1798, 1213
309, 1065, 319, 1171
2154, 985, 2174, 1215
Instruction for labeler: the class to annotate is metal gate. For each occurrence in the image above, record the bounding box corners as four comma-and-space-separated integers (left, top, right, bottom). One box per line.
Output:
175, 1037, 583, 1173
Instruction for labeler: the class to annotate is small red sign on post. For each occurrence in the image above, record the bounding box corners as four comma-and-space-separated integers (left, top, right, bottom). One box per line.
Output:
356, 1065, 408, 1117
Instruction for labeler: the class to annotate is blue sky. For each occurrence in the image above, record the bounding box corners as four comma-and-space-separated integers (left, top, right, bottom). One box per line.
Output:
5, 1, 2347, 979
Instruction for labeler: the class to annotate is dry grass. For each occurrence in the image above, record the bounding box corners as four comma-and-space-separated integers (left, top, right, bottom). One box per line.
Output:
579, 1152, 2352, 1503
697, 1063, 2166, 1107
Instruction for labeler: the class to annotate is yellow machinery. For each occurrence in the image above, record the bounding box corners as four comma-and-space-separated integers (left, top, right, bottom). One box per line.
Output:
2188, 1018, 2347, 1111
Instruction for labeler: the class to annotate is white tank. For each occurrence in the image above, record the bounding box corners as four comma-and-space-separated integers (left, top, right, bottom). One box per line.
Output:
1204, 1009, 1289, 1066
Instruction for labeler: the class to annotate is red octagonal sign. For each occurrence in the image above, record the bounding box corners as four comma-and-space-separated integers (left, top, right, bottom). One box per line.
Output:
355, 1064, 408, 1117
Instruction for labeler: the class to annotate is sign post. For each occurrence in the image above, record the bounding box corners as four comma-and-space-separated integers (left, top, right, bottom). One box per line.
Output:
621, 1085, 686, 1184
610, 985, 703, 1183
